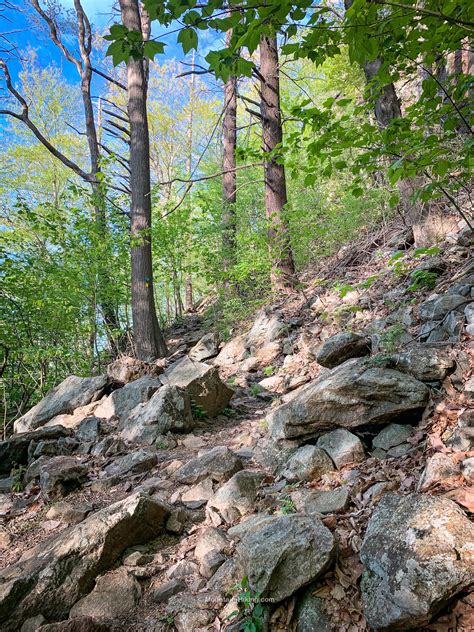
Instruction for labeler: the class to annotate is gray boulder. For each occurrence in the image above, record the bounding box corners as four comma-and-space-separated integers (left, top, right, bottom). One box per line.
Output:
269, 359, 429, 440
281, 445, 334, 483
389, 345, 454, 381
14, 375, 109, 433
316, 428, 364, 468
295, 588, 330, 632
161, 356, 233, 417
372, 423, 413, 451
207, 470, 265, 525
0, 493, 169, 630
246, 310, 285, 350
120, 385, 194, 445
360, 493, 474, 630
189, 333, 219, 362
38, 456, 88, 500
316, 332, 371, 369
419, 294, 467, 321
292, 487, 350, 515
103, 449, 157, 478
0, 426, 71, 475
94, 376, 161, 421
174, 446, 242, 484
236, 515, 335, 602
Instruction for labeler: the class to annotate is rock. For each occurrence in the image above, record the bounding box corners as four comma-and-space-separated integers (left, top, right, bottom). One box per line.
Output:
0, 426, 72, 475
461, 457, 474, 484
38, 456, 88, 500
69, 567, 141, 621
316, 332, 371, 369
465, 377, 474, 398
181, 478, 214, 508
14, 375, 109, 433
161, 356, 233, 417
236, 515, 335, 602
106, 356, 163, 384
151, 579, 186, 604
253, 437, 298, 474
293, 487, 350, 514
281, 445, 334, 483
174, 446, 242, 484
465, 302, 474, 325
194, 527, 231, 563
28, 437, 77, 460
227, 514, 275, 541
0, 527, 12, 549
189, 333, 219, 362
166, 592, 224, 632
316, 429, 364, 468
295, 588, 330, 632
199, 551, 226, 578
269, 359, 429, 440
389, 345, 454, 381
417, 453, 460, 491
206, 558, 240, 594
246, 310, 285, 350
443, 310, 465, 338
166, 559, 198, 580
90, 437, 126, 458
0, 493, 169, 630
372, 423, 413, 451
360, 493, 474, 630
181, 435, 206, 449
45, 501, 91, 525
75, 417, 101, 443
207, 470, 265, 525
165, 509, 187, 534
446, 426, 474, 452
103, 449, 157, 478
94, 376, 161, 422
120, 385, 194, 445
213, 335, 248, 368
39, 618, 112, 631
419, 294, 467, 321
258, 375, 286, 393
20, 615, 46, 632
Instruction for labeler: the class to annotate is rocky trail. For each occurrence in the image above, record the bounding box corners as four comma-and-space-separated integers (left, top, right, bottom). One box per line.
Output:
1, 220, 473, 632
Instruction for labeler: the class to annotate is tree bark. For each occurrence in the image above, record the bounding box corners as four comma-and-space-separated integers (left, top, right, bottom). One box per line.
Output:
184, 50, 196, 312
259, 34, 296, 292
222, 26, 238, 285
119, 0, 167, 360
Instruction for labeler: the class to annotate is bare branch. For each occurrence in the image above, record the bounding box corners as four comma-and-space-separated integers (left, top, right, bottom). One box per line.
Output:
159, 162, 263, 186
92, 66, 127, 91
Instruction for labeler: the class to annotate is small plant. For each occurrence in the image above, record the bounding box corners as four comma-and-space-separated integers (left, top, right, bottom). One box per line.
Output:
10, 464, 26, 493
379, 323, 406, 353
333, 281, 354, 298
263, 365, 274, 377
191, 401, 207, 420
227, 376, 237, 386
225, 576, 265, 632
249, 383, 261, 397
259, 419, 268, 430
155, 440, 167, 450
414, 245, 440, 258
407, 269, 438, 292
223, 406, 236, 416
276, 495, 296, 515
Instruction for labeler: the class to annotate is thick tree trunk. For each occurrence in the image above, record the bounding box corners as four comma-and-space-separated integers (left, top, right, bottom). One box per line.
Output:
184, 51, 196, 313
120, 0, 167, 360
259, 34, 296, 292
222, 27, 238, 285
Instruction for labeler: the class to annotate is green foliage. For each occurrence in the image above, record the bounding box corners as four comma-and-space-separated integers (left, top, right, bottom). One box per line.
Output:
262, 365, 274, 377
191, 401, 207, 420
379, 324, 407, 353
10, 465, 26, 493
249, 384, 261, 397
226, 576, 265, 632
276, 496, 296, 515
408, 270, 438, 292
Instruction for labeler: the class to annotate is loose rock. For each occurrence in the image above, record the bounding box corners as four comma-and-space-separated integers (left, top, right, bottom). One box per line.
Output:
207, 470, 265, 525
174, 446, 242, 484
316, 428, 364, 468
281, 445, 334, 483
316, 332, 371, 369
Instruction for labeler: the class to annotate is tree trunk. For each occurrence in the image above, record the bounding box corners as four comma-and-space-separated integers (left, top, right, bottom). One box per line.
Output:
184, 50, 196, 312
222, 26, 238, 285
120, 0, 167, 360
259, 34, 296, 292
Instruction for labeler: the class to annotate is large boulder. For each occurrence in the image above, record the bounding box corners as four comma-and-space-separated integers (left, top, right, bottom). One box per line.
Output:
236, 515, 335, 602
268, 359, 429, 440
0, 426, 71, 475
316, 332, 371, 369
0, 493, 169, 630
206, 470, 265, 525
14, 376, 109, 434
174, 446, 242, 485
213, 335, 248, 368
419, 294, 467, 321
245, 310, 285, 351
189, 333, 220, 362
389, 345, 454, 382
120, 385, 194, 445
106, 356, 163, 384
94, 376, 161, 421
360, 493, 474, 630
161, 356, 233, 417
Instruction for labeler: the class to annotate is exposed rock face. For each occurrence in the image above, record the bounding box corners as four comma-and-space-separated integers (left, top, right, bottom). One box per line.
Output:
419, 294, 467, 321
372, 423, 413, 451
38, 456, 88, 500
292, 487, 350, 515
14, 376, 109, 433
189, 333, 220, 362
295, 588, 330, 632
389, 345, 454, 381
161, 356, 233, 417
106, 356, 163, 384
0, 493, 169, 630
417, 453, 460, 492
360, 493, 474, 630
269, 359, 429, 440
94, 376, 161, 421
281, 445, 334, 483
207, 470, 265, 525
246, 310, 285, 351
174, 446, 242, 484
316, 428, 364, 468
213, 335, 247, 368
236, 515, 335, 602
0, 426, 71, 475
120, 385, 194, 445
103, 449, 157, 478
316, 332, 371, 369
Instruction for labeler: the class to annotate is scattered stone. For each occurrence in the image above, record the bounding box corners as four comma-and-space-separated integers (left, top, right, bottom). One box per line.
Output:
207, 470, 265, 525
417, 453, 460, 491
461, 457, 474, 484
295, 588, 330, 632
122, 551, 153, 567
151, 579, 186, 604
253, 437, 298, 474
189, 333, 219, 362
389, 345, 454, 381
0, 493, 169, 630
281, 445, 334, 483
246, 310, 285, 350
90, 436, 126, 458
174, 446, 242, 484
465, 377, 474, 398
45, 501, 91, 525
69, 567, 141, 621
419, 294, 467, 321
181, 478, 214, 508
293, 487, 350, 514
316, 429, 364, 468
360, 493, 474, 630
75, 417, 101, 443
14, 375, 109, 433
443, 310, 465, 339
38, 456, 88, 500
199, 551, 226, 578
161, 356, 233, 417
181, 435, 206, 449
0, 527, 12, 549
316, 332, 371, 369
165, 509, 187, 534
372, 423, 413, 451
103, 449, 157, 478
227, 514, 275, 541
166, 591, 224, 632
446, 426, 474, 452
236, 515, 335, 602
120, 385, 194, 445
269, 359, 429, 440
0, 426, 71, 475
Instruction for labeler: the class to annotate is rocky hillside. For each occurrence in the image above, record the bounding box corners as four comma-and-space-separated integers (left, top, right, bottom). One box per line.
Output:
0, 220, 473, 632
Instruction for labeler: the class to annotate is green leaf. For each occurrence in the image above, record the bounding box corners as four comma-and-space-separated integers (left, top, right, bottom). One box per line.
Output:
178, 28, 198, 54
143, 40, 166, 60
